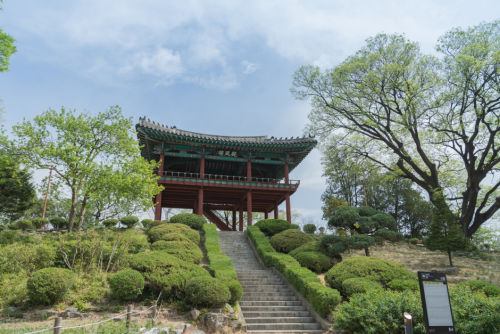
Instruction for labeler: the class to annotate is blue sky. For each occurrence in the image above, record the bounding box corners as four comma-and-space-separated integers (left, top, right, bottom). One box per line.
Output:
1, 0, 499, 224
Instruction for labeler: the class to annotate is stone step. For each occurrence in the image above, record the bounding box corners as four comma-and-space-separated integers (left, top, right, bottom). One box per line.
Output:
240, 301, 303, 307
243, 291, 295, 297
243, 311, 311, 318
245, 317, 317, 324
246, 323, 322, 331
237, 275, 279, 280
240, 306, 307, 312
243, 287, 290, 293
241, 295, 298, 302
238, 280, 282, 285
247, 330, 324, 333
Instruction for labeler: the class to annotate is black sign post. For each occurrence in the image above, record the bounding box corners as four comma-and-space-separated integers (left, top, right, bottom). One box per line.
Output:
418, 271, 456, 334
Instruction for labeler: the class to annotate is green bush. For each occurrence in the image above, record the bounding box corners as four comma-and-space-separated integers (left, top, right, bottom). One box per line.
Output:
303, 224, 317, 234
264, 253, 300, 272
285, 266, 322, 297
128, 251, 209, 294
225, 280, 244, 304
254, 219, 292, 237
0, 225, 5, 231
31, 218, 49, 229
403, 238, 410, 244
169, 213, 206, 230
459, 280, 500, 297
148, 223, 200, 244
16, 220, 32, 230
27, 268, 74, 305
342, 277, 382, 297
270, 229, 314, 253
49, 217, 68, 229
109, 270, 144, 301
387, 279, 420, 292
293, 252, 332, 273
127, 234, 150, 254
141, 219, 153, 228
185, 276, 231, 306
324, 256, 417, 293
306, 282, 342, 317
0, 243, 56, 276
291, 223, 300, 230
410, 238, 418, 245
102, 218, 119, 228
247, 226, 276, 259
149, 220, 167, 229
7, 223, 18, 230
151, 239, 203, 263
120, 216, 139, 228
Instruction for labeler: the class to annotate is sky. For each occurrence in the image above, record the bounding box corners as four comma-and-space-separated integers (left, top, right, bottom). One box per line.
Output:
1, 0, 499, 225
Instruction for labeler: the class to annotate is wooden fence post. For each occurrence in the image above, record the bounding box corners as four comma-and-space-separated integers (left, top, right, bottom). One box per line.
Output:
152, 300, 157, 324
127, 304, 132, 333
53, 317, 62, 334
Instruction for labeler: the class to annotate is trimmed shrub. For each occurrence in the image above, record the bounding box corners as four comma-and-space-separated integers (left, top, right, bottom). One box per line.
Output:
8, 223, 18, 230
120, 216, 139, 228
289, 241, 329, 257
32, 218, 49, 229
265, 253, 300, 272
325, 256, 417, 293
303, 224, 317, 234
102, 218, 119, 228
148, 223, 200, 244
0, 225, 5, 231
387, 279, 420, 292
254, 219, 292, 237
247, 226, 276, 259
306, 282, 342, 317
27, 268, 74, 305
459, 280, 500, 297
185, 276, 231, 306
141, 219, 153, 228
109, 270, 145, 301
49, 217, 68, 229
151, 239, 203, 263
169, 213, 206, 230
16, 220, 32, 230
285, 266, 322, 297
149, 220, 167, 229
270, 229, 314, 253
128, 251, 209, 293
410, 238, 418, 245
291, 223, 300, 230
342, 277, 382, 297
293, 251, 333, 273
225, 280, 244, 304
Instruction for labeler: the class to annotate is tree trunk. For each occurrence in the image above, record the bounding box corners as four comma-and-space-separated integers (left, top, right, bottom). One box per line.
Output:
448, 251, 453, 267
364, 247, 370, 257
77, 195, 89, 231
67, 189, 79, 232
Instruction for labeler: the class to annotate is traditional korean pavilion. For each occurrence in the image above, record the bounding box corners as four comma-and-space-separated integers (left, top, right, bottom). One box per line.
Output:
136, 118, 317, 231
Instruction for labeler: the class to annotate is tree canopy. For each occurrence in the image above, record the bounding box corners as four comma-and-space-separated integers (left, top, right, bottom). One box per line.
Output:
292, 20, 500, 237
0, 1, 17, 73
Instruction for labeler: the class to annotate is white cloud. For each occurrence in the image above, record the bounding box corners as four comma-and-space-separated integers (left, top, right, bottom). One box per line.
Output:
241, 61, 258, 74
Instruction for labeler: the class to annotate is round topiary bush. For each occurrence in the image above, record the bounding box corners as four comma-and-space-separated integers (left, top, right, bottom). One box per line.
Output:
148, 223, 200, 244
151, 237, 203, 264
27, 268, 74, 305
109, 269, 145, 301
291, 223, 300, 230
49, 217, 68, 229
149, 220, 167, 229
387, 279, 419, 292
31, 218, 49, 229
303, 224, 317, 234
128, 251, 210, 293
289, 241, 329, 257
16, 219, 32, 230
342, 277, 382, 297
292, 251, 333, 273
8, 223, 18, 230
226, 280, 243, 304
120, 216, 139, 228
141, 219, 153, 228
185, 276, 231, 306
254, 219, 292, 237
169, 213, 206, 230
410, 238, 418, 245
270, 229, 314, 253
325, 256, 417, 293
102, 218, 119, 228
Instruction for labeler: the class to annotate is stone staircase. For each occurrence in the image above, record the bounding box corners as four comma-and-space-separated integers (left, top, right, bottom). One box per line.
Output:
219, 231, 323, 333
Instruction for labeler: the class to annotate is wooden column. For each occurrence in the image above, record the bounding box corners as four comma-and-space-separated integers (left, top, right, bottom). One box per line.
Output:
264, 211, 268, 219
159, 150, 165, 177
154, 190, 162, 221
284, 162, 289, 184
247, 191, 253, 226
285, 192, 291, 223
197, 188, 204, 216
239, 205, 244, 231
200, 155, 205, 179
274, 202, 279, 219
247, 160, 252, 181
232, 210, 237, 231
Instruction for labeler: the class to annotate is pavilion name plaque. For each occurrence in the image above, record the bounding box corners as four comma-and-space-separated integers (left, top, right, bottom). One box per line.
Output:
418, 272, 456, 333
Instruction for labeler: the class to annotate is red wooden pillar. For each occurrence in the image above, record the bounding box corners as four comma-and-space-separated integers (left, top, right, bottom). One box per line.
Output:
154, 190, 162, 221
285, 192, 291, 223
200, 155, 205, 179
197, 188, 204, 216
284, 162, 289, 184
247, 191, 253, 226
264, 211, 268, 219
232, 210, 237, 231
239, 205, 243, 231
247, 160, 252, 181
274, 202, 279, 219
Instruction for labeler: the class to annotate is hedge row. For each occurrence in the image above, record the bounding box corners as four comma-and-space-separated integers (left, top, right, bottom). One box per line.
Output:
247, 226, 341, 317
202, 224, 243, 304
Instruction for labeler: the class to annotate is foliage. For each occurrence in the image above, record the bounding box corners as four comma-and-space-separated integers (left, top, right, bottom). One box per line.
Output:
0, 154, 36, 221
322, 197, 349, 221
307, 282, 342, 318
120, 216, 139, 229
0, 242, 56, 276
109, 270, 145, 301
149, 220, 166, 229
0, 272, 28, 309
291, 223, 300, 230
410, 238, 418, 245
9, 106, 162, 231
148, 223, 200, 244
169, 213, 206, 230
459, 280, 500, 297
102, 218, 118, 228
387, 279, 419, 292
50, 217, 68, 229
324, 256, 417, 293
27, 268, 74, 305
425, 191, 471, 266
141, 219, 153, 228
0, 230, 38, 245
185, 276, 231, 306
128, 251, 210, 294
269, 229, 314, 253
289, 240, 339, 262
265, 253, 300, 272
31, 218, 48, 229
151, 238, 202, 264
254, 219, 292, 237
247, 226, 276, 260
292, 251, 332, 273
342, 277, 382, 297
16, 219, 32, 230
303, 223, 317, 234
473, 226, 500, 251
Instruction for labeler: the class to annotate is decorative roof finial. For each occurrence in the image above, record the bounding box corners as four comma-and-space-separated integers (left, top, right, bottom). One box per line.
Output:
173, 126, 177, 129
148, 118, 150, 122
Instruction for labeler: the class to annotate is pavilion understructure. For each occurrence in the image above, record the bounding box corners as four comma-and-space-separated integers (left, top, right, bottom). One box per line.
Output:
136, 118, 317, 231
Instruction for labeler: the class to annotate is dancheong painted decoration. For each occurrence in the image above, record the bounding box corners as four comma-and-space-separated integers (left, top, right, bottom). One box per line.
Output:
136, 117, 317, 231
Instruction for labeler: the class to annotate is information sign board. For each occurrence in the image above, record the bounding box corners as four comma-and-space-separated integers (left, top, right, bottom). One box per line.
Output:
417, 272, 456, 333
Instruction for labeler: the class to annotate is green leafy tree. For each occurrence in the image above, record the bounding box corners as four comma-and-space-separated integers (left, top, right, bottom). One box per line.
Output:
303, 223, 317, 234
0, 1, 17, 73
8, 107, 162, 231
292, 21, 500, 238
